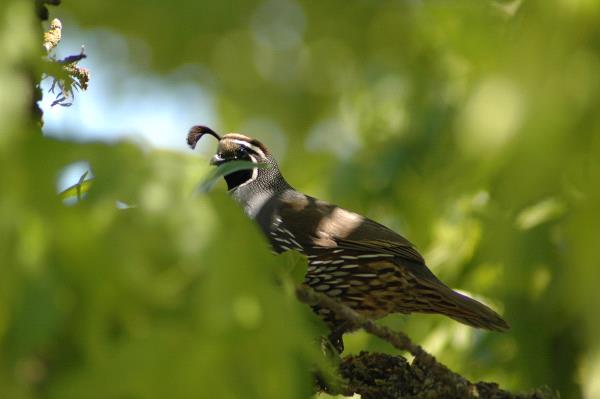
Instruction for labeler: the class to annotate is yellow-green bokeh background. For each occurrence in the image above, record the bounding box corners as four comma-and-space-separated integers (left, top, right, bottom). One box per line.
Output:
2, 0, 600, 398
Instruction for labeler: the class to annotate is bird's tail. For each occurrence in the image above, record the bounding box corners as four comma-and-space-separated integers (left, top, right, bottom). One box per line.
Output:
441, 287, 509, 331
406, 279, 510, 331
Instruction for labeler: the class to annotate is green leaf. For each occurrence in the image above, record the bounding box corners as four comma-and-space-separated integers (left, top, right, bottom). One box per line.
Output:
59, 176, 93, 201
196, 160, 268, 193
516, 197, 566, 230
278, 250, 308, 284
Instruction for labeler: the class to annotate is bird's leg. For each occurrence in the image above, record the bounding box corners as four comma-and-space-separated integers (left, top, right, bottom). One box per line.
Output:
326, 320, 353, 354
320, 336, 343, 360
327, 329, 345, 354
313, 306, 353, 355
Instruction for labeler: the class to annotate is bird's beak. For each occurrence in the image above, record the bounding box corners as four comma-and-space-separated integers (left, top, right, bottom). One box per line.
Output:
210, 153, 225, 166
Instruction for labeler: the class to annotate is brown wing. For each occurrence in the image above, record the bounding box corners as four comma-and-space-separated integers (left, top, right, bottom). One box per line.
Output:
276, 192, 443, 281
276, 192, 510, 331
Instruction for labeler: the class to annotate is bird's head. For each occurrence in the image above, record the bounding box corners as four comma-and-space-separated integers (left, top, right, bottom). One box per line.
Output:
187, 125, 277, 191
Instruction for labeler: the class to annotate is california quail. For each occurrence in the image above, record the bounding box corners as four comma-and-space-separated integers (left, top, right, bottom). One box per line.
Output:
188, 125, 509, 351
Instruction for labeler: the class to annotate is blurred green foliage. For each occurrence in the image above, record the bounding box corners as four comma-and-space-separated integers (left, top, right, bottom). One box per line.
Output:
2, 0, 600, 398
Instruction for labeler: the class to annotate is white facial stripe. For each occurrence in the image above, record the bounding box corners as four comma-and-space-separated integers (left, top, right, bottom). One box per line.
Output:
231, 139, 266, 159
249, 154, 258, 180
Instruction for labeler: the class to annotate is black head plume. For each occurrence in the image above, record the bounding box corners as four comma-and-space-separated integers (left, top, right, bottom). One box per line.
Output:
187, 125, 221, 149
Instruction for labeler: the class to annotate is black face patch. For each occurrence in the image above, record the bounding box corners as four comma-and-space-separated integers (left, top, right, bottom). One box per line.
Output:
224, 169, 253, 190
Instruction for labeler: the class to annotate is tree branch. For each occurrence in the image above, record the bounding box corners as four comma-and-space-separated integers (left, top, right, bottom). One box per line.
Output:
296, 285, 558, 399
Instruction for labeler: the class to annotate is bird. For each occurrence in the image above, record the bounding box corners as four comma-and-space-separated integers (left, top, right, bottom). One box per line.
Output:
187, 125, 509, 352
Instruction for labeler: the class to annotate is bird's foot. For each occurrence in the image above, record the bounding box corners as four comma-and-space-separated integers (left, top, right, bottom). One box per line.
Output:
320, 331, 344, 357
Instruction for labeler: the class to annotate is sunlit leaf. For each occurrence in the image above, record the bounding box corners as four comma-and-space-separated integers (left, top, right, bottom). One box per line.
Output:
58, 177, 93, 201
516, 197, 565, 230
